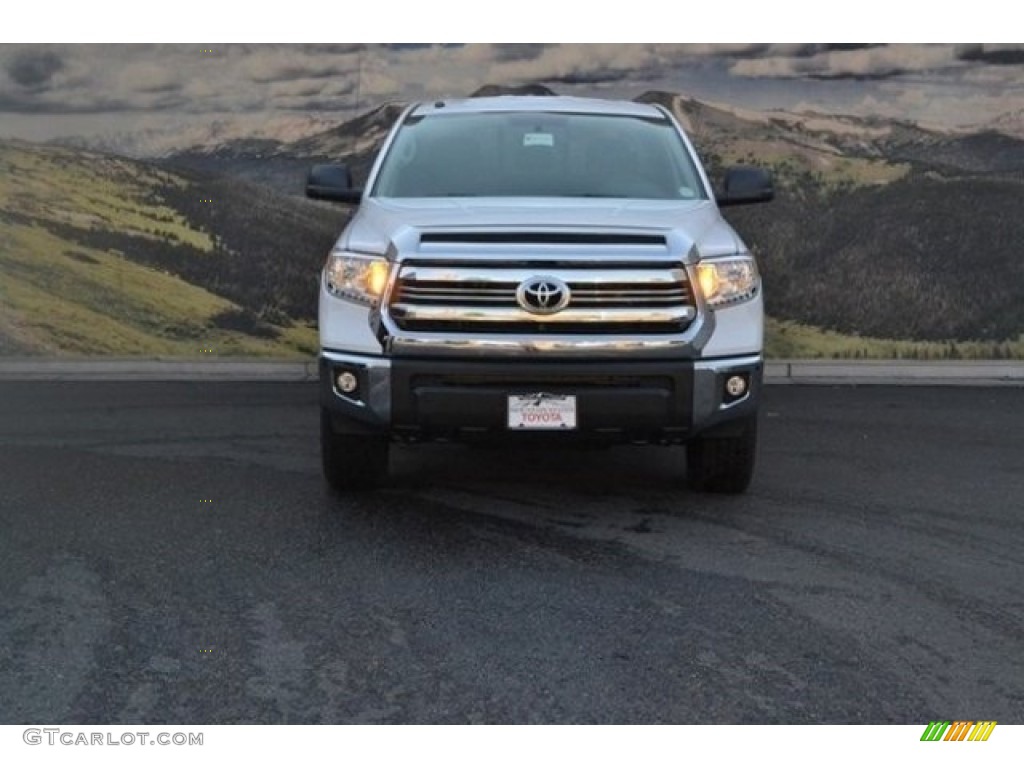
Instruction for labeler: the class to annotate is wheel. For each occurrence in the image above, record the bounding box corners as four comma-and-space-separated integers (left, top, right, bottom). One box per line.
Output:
320, 408, 389, 492
686, 415, 758, 494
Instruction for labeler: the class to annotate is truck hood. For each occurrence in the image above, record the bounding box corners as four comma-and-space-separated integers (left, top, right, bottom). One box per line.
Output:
339, 198, 744, 262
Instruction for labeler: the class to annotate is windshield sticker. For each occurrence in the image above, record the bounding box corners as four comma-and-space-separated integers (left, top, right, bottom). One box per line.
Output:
523, 132, 554, 147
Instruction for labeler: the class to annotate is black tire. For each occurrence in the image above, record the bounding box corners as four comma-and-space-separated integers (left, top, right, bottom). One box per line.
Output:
320, 408, 389, 492
686, 415, 758, 494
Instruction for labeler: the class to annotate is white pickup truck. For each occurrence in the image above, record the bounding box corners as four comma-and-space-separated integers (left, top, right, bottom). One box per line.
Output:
307, 95, 773, 493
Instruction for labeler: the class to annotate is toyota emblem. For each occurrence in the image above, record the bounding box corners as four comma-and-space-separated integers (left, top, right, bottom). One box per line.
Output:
516, 276, 571, 315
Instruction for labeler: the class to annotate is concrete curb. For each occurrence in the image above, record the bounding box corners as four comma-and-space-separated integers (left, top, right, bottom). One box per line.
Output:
0, 359, 318, 382
765, 360, 1024, 386
0, 359, 1022, 386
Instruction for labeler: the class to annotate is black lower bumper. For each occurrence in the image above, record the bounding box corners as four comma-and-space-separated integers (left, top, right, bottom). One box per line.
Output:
321, 353, 762, 445
392, 359, 693, 442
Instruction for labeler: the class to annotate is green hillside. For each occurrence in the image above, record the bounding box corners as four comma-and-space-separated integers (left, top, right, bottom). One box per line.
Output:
765, 318, 1024, 360
0, 141, 317, 357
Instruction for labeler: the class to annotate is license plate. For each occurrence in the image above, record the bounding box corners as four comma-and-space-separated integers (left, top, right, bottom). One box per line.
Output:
507, 393, 577, 430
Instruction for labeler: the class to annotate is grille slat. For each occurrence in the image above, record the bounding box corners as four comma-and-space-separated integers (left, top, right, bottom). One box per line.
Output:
390, 259, 695, 335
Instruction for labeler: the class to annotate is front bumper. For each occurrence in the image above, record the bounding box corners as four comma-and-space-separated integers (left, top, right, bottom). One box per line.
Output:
320, 350, 761, 443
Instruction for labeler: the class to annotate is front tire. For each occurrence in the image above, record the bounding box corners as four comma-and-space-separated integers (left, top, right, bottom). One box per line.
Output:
320, 408, 389, 492
686, 415, 757, 494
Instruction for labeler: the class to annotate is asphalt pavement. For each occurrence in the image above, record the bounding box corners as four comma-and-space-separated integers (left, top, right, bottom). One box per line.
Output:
0, 382, 1021, 723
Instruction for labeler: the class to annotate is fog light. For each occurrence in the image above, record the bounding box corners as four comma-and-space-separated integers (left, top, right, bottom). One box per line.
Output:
725, 375, 748, 398
336, 371, 359, 394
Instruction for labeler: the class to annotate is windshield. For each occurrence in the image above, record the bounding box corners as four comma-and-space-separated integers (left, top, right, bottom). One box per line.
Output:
371, 110, 707, 200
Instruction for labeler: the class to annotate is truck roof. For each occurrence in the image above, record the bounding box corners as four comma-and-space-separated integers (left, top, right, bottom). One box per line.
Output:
408, 95, 667, 119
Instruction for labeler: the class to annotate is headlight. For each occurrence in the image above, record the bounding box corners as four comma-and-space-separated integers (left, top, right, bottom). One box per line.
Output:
696, 256, 759, 308
324, 251, 391, 305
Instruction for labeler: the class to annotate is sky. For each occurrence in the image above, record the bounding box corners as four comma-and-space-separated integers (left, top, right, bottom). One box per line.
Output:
1, 43, 1022, 146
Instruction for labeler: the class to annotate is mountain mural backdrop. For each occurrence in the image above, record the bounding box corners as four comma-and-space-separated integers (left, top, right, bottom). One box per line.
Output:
2, 82, 1022, 359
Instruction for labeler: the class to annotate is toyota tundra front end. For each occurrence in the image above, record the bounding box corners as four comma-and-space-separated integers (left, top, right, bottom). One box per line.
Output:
307, 96, 773, 493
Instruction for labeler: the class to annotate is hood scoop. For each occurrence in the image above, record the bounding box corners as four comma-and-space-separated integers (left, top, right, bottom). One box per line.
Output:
419, 231, 667, 246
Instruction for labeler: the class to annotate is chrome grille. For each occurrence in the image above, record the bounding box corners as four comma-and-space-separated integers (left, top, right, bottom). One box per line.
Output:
390, 262, 695, 334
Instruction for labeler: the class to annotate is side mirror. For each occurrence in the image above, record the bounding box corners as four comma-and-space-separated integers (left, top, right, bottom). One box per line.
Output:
716, 166, 774, 207
306, 164, 363, 204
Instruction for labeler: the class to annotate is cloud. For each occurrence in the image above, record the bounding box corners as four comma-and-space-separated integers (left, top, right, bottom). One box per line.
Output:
266, 75, 358, 111
0, 44, 949, 119
7, 48, 64, 89
955, 44, 1024, 66
297, 44, 367, 56
0, 43, 1022, 138
118, 63, 180, 94
730, 44, 958, 81
672, 44, 880, 61
0, 45, 363, 115
243, 49, 354, 84
809, 44, 886, 55
489, 44, 552, 63
959, 63, 1024, 87
545, 67, 635, 85
464, 45, 887, 91
465, 44, 664, 90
